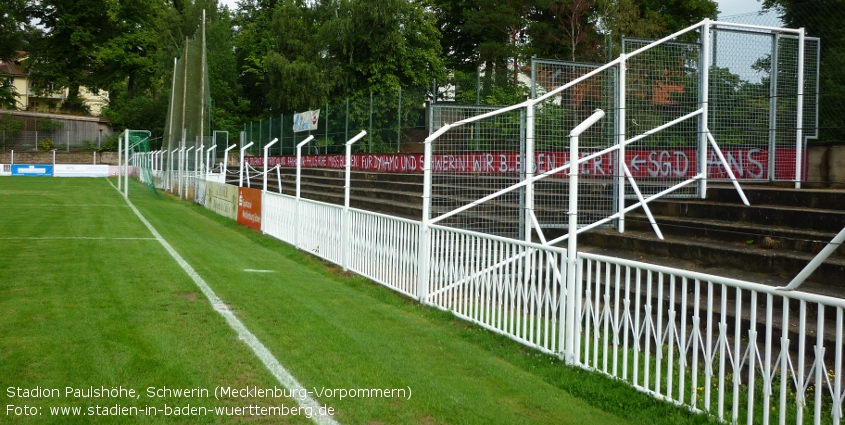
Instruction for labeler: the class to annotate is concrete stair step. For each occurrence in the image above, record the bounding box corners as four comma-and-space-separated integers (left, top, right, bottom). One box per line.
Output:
706, 184, 845, 210
643, 199, 845, 233
625, 213, 843, 258
578, 228, 845, 289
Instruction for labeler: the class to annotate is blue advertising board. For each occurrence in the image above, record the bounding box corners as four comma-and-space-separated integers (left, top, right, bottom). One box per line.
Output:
11, 164, 54, 177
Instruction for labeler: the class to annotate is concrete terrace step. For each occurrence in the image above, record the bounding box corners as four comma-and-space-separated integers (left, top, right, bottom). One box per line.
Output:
705, 184, 845, 210
642, 199, 845, 233
624, 213, 843, 258
578, 228, 845, 290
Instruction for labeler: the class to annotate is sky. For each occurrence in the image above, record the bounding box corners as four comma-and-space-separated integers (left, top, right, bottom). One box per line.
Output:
714, 0, 765, 17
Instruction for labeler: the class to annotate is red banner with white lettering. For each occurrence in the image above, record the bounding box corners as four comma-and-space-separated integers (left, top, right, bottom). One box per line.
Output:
247, 147, 801, 180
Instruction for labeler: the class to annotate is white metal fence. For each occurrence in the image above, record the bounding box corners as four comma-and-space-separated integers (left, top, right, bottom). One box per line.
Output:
252, 183, 845, 425
124, 18, 844, 424
134, 141, 845, 425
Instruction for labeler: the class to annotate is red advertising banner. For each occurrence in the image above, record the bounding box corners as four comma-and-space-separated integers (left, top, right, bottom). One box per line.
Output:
246, 147, 803, 180
237, 187, 263, 231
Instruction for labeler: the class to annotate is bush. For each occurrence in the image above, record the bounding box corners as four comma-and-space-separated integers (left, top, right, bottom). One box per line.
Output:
38, 138, 56, 151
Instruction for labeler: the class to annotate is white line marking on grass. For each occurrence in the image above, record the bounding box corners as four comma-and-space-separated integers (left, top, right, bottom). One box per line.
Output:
244, 269, 276, 273
106, 180, 338, 425
0, 237, 156, 241
4, 204, 130, 207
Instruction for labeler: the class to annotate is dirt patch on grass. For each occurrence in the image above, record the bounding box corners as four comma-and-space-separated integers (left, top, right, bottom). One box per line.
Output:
173, 291, 198, 301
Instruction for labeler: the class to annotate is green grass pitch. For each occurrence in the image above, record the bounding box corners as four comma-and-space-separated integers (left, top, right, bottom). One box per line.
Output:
0, 177, 717, 424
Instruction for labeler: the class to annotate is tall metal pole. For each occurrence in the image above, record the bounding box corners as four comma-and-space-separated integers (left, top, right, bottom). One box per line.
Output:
117, 132, 123, 193
617, 55, 627, 233
199, 10, 206, 166
699, 19, 711, 199
180, 37, 189, 199
794, 28, 805, 189
168, 57, 177, 181
524, 99, 535, 244
124, 131, 130, 198
768, 33, 780, 182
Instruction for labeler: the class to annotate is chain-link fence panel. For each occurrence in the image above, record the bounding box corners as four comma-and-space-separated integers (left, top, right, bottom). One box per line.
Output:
430, 104, 525, 240
532, 59, 619, 230
623, 37, 702, 195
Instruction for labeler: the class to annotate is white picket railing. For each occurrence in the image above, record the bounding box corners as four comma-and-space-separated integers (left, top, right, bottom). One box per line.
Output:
347, 209, 420, 298
427, 224, 566, 355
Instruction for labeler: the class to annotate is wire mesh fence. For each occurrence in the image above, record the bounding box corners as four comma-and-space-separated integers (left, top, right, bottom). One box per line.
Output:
622, 37, 702, 194
429, 104, 525, 239
242, 87, 430, 157
162, 17, 211, 176
532, 59, 618, 229
720, 8, 841, 142
0, 113, 113, 152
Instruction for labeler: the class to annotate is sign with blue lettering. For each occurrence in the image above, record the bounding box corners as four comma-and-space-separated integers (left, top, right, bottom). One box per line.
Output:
11, 164, 53, 176
292, 109, 320, 133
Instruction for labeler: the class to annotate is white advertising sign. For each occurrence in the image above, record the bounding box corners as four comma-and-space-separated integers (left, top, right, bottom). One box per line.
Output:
53, 164, 109, 177
292, 109, 320, 132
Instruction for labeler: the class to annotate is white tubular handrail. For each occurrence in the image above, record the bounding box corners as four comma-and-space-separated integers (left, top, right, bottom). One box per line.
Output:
564, 109, 605, 364
223, 143, 236, 176
238, 142, 254, 187
343, 130, 367, 270
263, 138, 279, 192
295, 135, 315, 249
205, 145, 216, 179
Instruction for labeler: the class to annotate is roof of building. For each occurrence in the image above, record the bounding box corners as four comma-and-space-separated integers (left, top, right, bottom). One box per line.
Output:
0, 53, 26, 77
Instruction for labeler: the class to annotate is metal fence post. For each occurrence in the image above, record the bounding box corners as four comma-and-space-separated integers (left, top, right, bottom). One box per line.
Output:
343, 131, 367, 271
263, 138, 278, 192
295, 136, 315, 249
699, 19, 711, 199
524, 99, 535, 244
223, 143, 236, 182
566, 109, 605, 364
325, 102, 329, 154
795, 27, 805, 189
118, 134, 123, 193
419, 124, 451, 303
617, 56, 627, 233
124, 131, 130, 198
239, 142, 254, 187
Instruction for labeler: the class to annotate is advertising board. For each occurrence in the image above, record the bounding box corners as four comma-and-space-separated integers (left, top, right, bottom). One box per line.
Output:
11, 164, 53, 176
53, 164, 109, 177
206, 181, 239, 220
237, 187, 263, 231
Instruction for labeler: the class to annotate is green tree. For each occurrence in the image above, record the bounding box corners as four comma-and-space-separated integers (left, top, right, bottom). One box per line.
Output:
763, 0, 845, 140
26, 0, 115, 114
235, 0, 327, 116
0, 0, 29, 108
318, 0, 444, 96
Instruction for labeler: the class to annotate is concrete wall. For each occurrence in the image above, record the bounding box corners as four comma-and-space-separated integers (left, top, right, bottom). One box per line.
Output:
807, 144, 845, 187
